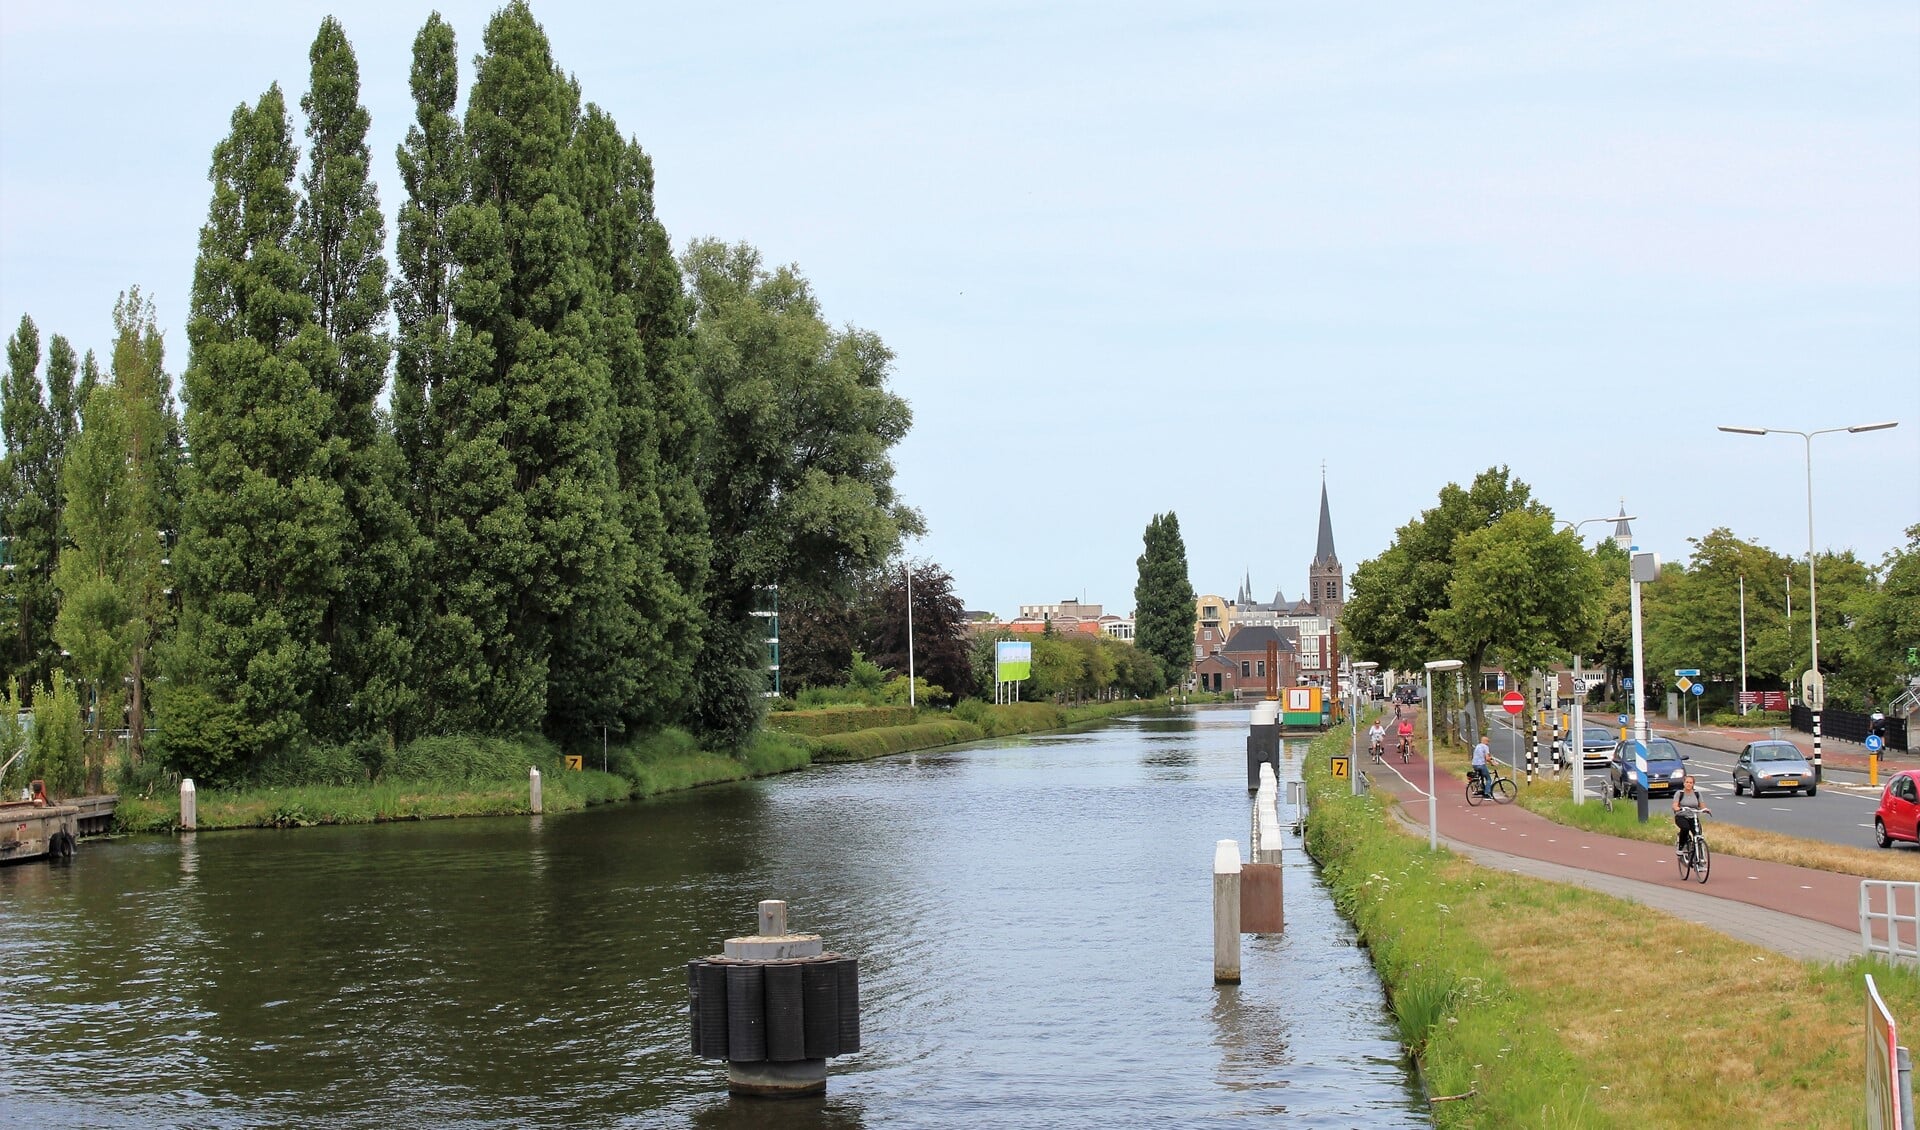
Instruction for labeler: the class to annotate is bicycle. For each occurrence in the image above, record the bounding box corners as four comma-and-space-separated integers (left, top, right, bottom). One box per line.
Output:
1369, 735, 1385, 763
1465, 767, 1517, 806
1676, 810, 1711, 883
1397, 735, 1413, 764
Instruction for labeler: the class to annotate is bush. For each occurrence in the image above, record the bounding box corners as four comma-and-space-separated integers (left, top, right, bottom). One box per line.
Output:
386, 733, 558, 783
1707, 709, 1790, 728
809, 720, 984, 762
767, 705, 917, 737
951, 700, 1066, 736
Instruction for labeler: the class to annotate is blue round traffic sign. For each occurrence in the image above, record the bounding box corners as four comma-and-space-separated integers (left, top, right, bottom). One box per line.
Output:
1866, 735, 1886, 752
1690, 683, 1704, 696
1618, 714, 1628, 726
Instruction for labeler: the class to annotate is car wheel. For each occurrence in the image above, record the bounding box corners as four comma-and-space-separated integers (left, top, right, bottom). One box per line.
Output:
1734, 778, 1744, 796
1806, 785, 1816, 797
1878, 818, 1893, 849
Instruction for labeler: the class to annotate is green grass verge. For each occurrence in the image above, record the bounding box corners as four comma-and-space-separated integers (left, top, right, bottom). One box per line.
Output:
1311, 718, 1920, 1126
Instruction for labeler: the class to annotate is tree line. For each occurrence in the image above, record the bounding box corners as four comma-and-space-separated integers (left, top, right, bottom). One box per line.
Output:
1343, 467, 1917, 742
0, 4, 916, 787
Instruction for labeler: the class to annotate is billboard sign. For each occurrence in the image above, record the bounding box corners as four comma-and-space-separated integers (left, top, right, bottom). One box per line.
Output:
995, 640, 1032, 683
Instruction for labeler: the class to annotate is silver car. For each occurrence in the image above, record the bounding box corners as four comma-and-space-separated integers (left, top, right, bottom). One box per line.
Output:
1733, 740, 1816, 798
1578, 725, 1616, 766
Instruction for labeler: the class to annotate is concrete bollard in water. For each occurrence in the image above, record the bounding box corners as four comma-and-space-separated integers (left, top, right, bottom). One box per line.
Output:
179, 778, 196, 832
688, 899, 861, 1098
529, 767, 543, 814
1213, 840, 1241, 983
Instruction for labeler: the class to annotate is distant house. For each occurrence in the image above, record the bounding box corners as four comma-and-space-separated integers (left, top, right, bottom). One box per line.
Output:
1214, 625, 1302, 698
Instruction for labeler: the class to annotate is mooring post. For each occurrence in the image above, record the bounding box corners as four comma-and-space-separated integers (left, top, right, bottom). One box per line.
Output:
529, 767, 543, 814
1213, 839, 1241, 983
179, 778, 196, 832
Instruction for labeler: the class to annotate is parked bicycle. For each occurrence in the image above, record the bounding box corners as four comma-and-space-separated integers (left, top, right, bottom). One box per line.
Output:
1677, 811, 1711, 883
1465, 767, 1517, 806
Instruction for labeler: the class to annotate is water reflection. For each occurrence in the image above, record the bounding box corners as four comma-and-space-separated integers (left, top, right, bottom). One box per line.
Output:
0, 709, 1424, 1127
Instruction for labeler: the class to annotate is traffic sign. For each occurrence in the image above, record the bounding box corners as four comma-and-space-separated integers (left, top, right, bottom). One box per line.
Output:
1502, 691, 1526, 715
1866, 735, 1886, 753
1675, 668, 1701, 678
1619, 714, 1629, 726
564, 755, 583, 771
1331, 756, 1350, 779
1622, 677, 1634, 689
1497, 673, 1507, 691
1675, 676, 1693, 693
1689, 683, 1704, 697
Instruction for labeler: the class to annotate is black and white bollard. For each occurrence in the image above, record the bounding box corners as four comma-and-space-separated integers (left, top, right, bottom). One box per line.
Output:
688, 900, 860, 1098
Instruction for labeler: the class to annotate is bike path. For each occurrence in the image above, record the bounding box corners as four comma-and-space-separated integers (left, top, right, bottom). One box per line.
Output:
1362, 742, 1864, 961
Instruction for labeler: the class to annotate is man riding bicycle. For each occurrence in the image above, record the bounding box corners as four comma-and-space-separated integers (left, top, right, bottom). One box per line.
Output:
1673, 775, 1711, 857
1470, 736, 1492, 795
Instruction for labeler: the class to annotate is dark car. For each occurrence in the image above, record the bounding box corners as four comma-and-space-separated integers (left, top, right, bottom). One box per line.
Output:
1876, 771, 1920, 849
1733, 740, 1815, 797
1608, 738, 1689, 799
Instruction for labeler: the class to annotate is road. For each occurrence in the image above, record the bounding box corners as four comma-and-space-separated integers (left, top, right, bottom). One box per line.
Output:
1481, 713, 1893, 851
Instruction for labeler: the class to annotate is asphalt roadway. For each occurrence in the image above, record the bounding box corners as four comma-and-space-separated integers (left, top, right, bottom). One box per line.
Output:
1478, 712, 1900, 853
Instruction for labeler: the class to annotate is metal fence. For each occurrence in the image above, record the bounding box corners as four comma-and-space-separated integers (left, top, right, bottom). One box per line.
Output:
1792, 705, 1909, 751
1863, 881, 1920, 966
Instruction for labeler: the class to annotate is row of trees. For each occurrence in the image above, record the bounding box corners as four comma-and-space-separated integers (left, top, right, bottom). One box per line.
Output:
1343, 468, 1917, 742
0, 4, 916, 785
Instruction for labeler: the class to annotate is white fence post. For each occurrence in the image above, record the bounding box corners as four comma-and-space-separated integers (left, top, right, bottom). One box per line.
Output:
1862, 881, 1920, 966
1213, 840, 1241, 983
529, 767, 543, 815
179, 778, 196, 832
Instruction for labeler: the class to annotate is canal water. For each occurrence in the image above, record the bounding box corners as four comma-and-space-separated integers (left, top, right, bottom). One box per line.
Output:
0, 707, 1425, 1128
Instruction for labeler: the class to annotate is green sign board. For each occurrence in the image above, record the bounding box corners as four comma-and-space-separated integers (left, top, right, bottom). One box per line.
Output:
995, 640, 1032, 683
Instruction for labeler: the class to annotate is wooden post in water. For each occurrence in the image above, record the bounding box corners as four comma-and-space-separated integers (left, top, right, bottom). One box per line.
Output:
1213, 840, 1241, 983
179, 778, 196, 832
529, 767, 543, 814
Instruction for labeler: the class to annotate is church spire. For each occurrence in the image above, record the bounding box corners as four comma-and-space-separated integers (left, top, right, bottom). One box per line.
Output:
1313, 477, 1337, 565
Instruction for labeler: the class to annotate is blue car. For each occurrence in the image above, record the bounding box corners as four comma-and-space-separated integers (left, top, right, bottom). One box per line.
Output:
1607, 738, 1689, 799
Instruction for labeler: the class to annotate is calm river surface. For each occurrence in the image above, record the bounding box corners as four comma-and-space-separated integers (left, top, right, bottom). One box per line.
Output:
1, 707, 1425, 1128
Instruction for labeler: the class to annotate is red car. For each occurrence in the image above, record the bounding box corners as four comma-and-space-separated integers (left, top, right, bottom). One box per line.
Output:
1874, 772, 1920, 848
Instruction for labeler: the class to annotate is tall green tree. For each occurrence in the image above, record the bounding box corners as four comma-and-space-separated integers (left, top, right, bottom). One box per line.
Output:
392, 12, 498, 736
1133, 510, 1195, 687
1847, 525, 1920, 708
161, 84, 346, 781
1, 317, 72, 700
53, 290, 182, 772
295, 16, 416, 744
1431, 509, 1602, 743
1641, 528, 1795, 687
682, 238, 918, 749
433, 0, 625, 736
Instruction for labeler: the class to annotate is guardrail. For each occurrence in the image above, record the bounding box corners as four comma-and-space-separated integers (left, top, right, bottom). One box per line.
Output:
1862, 880, 1920, 966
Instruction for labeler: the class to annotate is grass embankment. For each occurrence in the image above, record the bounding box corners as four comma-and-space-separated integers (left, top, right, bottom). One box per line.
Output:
109, 699, 1178, 830
1423, 719, 1920, 883
1308, 722, 1920, 1127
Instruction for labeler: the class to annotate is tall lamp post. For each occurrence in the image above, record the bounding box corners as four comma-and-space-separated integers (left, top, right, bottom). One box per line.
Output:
1424, 658, 1464, 850
1558, 511, 1637, 806
1718, 420, 1900, 782
1349, 660, 1378, 796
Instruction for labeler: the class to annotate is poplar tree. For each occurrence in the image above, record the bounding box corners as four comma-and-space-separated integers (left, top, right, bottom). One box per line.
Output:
2, 317, 64, 699
437, 1, 623, 734
162, 85, 345, 780
296, 16, 416, 743
1133, 511, 1196, 687
393, 12, 494, 734
567, 105, 709, 737
54, 289, 181, 770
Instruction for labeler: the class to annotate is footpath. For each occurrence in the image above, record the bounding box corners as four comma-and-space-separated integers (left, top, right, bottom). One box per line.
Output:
1361, 737, 1864, 963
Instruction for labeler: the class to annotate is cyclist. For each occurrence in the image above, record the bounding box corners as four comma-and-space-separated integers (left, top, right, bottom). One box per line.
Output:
1673, 775, 1711, 858
1395, 717, 1415, 759
1367, 720, 1386, 759
1470, 736, 1491, 796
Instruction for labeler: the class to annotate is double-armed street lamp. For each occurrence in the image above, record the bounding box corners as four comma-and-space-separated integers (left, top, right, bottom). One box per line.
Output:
1424, 658, 1464, 850
1718, 420, 1899, 781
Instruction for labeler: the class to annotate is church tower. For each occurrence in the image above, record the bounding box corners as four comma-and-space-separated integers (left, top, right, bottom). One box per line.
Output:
1307, 475, 1343, 622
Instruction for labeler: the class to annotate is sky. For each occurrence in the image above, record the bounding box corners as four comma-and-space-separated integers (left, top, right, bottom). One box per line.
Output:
3, 1, 1916, 618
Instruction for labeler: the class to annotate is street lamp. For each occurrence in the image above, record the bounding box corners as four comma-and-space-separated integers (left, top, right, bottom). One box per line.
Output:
1424, 658, 1464, 850
1349, 660, 1378, 797
1718, 420, 1900, 781
1557, 512, 1637, 806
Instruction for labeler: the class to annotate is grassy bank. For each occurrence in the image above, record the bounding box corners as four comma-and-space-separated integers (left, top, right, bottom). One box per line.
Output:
1306, 722, 1920, 1126
1420, 716, 1920, 883
110, 699, 1181, 832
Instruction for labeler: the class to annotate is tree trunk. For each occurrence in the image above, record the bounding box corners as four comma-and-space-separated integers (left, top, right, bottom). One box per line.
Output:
129, 645, 145, 765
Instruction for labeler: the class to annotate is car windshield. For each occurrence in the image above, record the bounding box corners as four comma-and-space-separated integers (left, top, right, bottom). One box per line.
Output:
1584, 728, 1612, 742
1754, 746, 1803, 763
1643, 740, 1681, 761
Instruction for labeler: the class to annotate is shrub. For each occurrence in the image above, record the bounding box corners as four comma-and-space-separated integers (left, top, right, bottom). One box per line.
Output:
809, 720, 983, 761
386, 733, 558, 783
766, 705, 917, 737
1707, 709, 1789, 728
